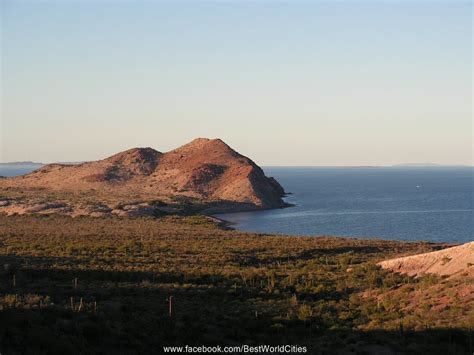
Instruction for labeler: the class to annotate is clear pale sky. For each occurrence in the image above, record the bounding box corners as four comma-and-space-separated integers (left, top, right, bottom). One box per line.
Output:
1, 1, 472, 166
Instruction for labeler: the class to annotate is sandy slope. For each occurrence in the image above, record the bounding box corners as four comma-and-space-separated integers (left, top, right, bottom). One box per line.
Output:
378, 241, 474, 277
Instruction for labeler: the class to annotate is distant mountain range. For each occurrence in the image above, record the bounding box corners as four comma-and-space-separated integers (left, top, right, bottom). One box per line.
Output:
393, 163, 441, 167
392, 163, 471, 168
0, 161, 43, 166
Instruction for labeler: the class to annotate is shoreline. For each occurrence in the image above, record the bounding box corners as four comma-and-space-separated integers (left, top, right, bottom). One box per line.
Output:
206, 212, 464, 246
206, 200, 295, 232
205, 215, 236, 230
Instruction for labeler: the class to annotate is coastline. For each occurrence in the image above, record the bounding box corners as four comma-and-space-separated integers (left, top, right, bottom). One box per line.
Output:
208, 212, 460, 248
207, 198, 295, 232
205, 215, 236, 230
207, 201, 295, 231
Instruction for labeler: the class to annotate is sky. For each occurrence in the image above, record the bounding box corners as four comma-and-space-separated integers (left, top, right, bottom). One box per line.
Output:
1, 1, 472, 166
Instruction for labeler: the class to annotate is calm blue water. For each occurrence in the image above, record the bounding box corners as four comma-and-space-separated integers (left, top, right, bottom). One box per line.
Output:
0, 165, 43, 177
215, 167, 474, 243
2, 165, 473, 242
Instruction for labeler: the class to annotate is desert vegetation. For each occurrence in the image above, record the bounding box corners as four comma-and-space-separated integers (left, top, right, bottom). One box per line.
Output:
0, 214, 472, 354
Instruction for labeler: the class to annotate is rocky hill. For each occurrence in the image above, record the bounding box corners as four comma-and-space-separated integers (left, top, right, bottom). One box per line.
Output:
378, 241, 474, 278
0, 138, 287, 216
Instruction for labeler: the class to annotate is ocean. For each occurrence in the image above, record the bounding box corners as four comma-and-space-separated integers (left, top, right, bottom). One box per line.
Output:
0, 165, 43, 177
2, 165, 472, 243
215, 167, 474, 243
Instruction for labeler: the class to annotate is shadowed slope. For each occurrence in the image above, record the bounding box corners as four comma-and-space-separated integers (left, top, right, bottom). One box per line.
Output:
17, 147, 162, 186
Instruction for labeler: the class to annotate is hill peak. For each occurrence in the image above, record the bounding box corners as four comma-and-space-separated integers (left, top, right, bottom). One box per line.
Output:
0, 138, 287, 214
189, 137, 221, 144
104, 147, 162, 163
173, 138, 230, 151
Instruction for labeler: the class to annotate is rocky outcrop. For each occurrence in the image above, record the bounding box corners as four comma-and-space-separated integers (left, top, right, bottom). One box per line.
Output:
0, 138, 287, 216
378, 242, 474, 278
